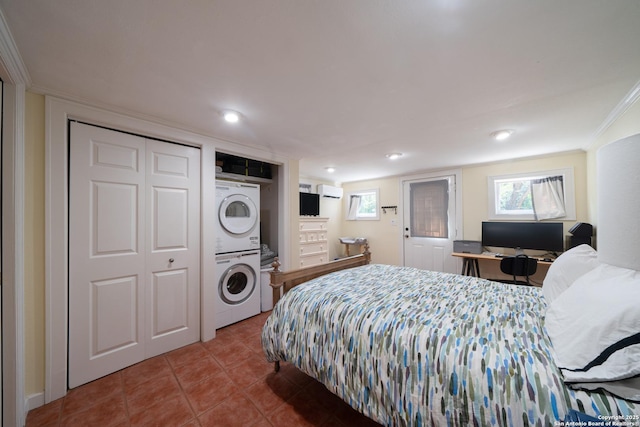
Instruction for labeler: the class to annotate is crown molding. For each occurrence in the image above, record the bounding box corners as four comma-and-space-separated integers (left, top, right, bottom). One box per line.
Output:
589, 78, 640, 147
0, 7, 31, 85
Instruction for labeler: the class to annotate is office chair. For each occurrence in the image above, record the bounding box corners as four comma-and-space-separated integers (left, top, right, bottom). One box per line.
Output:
499, 254, 537, 286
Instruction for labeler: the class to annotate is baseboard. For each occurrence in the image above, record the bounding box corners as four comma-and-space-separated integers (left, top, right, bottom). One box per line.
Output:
25, 392, 45, 412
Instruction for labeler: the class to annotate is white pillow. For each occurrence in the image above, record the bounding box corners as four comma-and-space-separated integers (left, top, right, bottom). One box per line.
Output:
572, 377, 640, 402
546, 263, 640, 389
542, 244, 599, 303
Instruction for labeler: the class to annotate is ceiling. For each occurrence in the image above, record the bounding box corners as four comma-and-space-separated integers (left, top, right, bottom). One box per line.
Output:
2, 1, 640, 183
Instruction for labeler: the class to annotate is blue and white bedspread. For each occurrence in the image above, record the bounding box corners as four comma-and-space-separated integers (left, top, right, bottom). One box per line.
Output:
261, 264, 638, 426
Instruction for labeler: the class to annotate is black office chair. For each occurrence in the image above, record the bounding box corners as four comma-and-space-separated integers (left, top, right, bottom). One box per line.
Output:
499, 254, 537, 286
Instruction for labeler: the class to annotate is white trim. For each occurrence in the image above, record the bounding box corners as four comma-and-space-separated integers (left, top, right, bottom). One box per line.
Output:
45, 96, 290, 400
590, 79, 640, 147
2, 82, 26, 427
487, 167, 576, 221
25, 393, 45, 413
344, 188, 380, 221
0, 8, 31, 85
0, 10, 30, 426
400, 168, 464, 272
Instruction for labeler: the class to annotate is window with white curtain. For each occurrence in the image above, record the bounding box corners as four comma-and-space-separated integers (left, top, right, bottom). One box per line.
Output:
487, 168, 576, 221
346, 189, 379, 220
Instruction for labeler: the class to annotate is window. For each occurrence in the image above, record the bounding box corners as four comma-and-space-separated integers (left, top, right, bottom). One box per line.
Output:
346, 189, 380, 220
488, 168, 576, 220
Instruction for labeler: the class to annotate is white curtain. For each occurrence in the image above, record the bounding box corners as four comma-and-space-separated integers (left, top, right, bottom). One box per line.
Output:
347, 195, 361, 220
531, 175, 566, 220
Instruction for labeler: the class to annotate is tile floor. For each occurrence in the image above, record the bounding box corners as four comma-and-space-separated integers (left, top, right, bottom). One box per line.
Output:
26, 311, 383, 426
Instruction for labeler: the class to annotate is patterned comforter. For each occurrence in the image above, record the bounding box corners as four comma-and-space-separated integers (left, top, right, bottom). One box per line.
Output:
261, 264, 638, 426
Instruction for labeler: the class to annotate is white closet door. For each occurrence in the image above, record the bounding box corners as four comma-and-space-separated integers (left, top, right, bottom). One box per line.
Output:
69, 122, 147, 388
69, 122, 201, 388
145, 139, 200, 357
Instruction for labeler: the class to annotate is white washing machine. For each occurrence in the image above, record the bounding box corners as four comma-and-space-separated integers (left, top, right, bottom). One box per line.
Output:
214, 250, 261, 328
215, 180, 260, 254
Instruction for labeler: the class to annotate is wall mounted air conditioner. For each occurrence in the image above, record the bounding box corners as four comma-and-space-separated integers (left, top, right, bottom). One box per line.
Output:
318, 184, 343, 199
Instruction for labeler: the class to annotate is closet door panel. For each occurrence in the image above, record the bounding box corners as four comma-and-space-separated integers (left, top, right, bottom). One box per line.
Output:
69, 122, 146, 388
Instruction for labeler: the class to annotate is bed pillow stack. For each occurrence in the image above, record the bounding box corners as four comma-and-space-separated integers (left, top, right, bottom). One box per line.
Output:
541, 244, 599, 303
545, 262, 640, 401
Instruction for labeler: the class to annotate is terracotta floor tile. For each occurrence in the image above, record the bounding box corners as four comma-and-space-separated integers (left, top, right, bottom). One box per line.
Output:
184, 371, 239, 415
245, 371, 301, 415
166, 342, 210, 368
62, 373, 123, 417
60, 394, 128, 427
197, 391, 263, 426
208, 339, 256, 368
129, 394, 195, 427
250, 417, 276, 427
277, 362, 315, 388
25, 398, 62, 427
122, 355, 172, 390
173, 354, 224, 389
225, 353, 275, 388
245, 331, 266, 355
26, 312, 382, 427
126, 372, 183, 415
266, 392, 331, 427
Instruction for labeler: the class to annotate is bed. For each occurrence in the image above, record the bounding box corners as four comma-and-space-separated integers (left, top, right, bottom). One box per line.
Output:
261, 247, 639, 426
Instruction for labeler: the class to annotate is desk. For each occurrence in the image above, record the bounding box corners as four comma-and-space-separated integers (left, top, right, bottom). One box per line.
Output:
451, 252, 553, 280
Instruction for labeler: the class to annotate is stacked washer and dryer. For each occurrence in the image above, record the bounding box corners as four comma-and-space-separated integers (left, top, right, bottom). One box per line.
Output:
214, 180, 262, 329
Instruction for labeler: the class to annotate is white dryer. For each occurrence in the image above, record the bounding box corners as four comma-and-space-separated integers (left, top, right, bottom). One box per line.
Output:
215, 180, 260, 254
214, 250, 261, 328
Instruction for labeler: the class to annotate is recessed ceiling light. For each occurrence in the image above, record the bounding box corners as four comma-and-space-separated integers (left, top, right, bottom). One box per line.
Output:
491, 129, 514, 141
325, 167, 336, 173
385, 153, 403, 160
222, 110, 240, 123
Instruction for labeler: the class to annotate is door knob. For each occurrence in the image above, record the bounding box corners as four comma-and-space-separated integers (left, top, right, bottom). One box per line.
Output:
169, 258, 175, 263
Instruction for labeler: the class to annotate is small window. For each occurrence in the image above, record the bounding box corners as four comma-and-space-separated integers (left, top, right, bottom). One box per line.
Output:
488, 168, 576, 220
346, 189, 380, 220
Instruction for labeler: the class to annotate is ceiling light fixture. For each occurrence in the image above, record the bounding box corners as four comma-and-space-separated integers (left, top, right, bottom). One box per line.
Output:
385, 153, 403, 160
222, 110, 240, 123
325, 167, 336, 173
491, 129, 514, 141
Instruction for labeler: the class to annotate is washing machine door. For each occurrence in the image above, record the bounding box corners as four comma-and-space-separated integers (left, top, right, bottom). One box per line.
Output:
218, 194, 258, 235
219, 262, 257, 305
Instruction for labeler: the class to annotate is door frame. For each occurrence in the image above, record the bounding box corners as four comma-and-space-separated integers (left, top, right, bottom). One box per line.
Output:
44, 97, 291, 402
400, 168, 463, 271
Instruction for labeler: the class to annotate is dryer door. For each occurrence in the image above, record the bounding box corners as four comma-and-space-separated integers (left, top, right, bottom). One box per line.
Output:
219, 263, 257, 305
218, 194, 258, 235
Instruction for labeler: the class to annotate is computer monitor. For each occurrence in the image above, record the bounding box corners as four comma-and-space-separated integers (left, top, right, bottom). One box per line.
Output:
482, 221, 564, 253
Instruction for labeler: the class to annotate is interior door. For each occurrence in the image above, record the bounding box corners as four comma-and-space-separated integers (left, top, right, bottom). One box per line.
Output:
69, 122, 200, 388
145, 139, 200, 357
402, 174, 458, 273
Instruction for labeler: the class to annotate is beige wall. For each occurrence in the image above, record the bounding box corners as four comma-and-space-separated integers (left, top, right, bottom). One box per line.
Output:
462, 151, 589, 243
336, 152, 589, 267
24, 92, 46, 396
341, 177, 402, 265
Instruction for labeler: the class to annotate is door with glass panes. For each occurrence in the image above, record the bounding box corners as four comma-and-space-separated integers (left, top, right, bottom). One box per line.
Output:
402, 174, 459, 273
